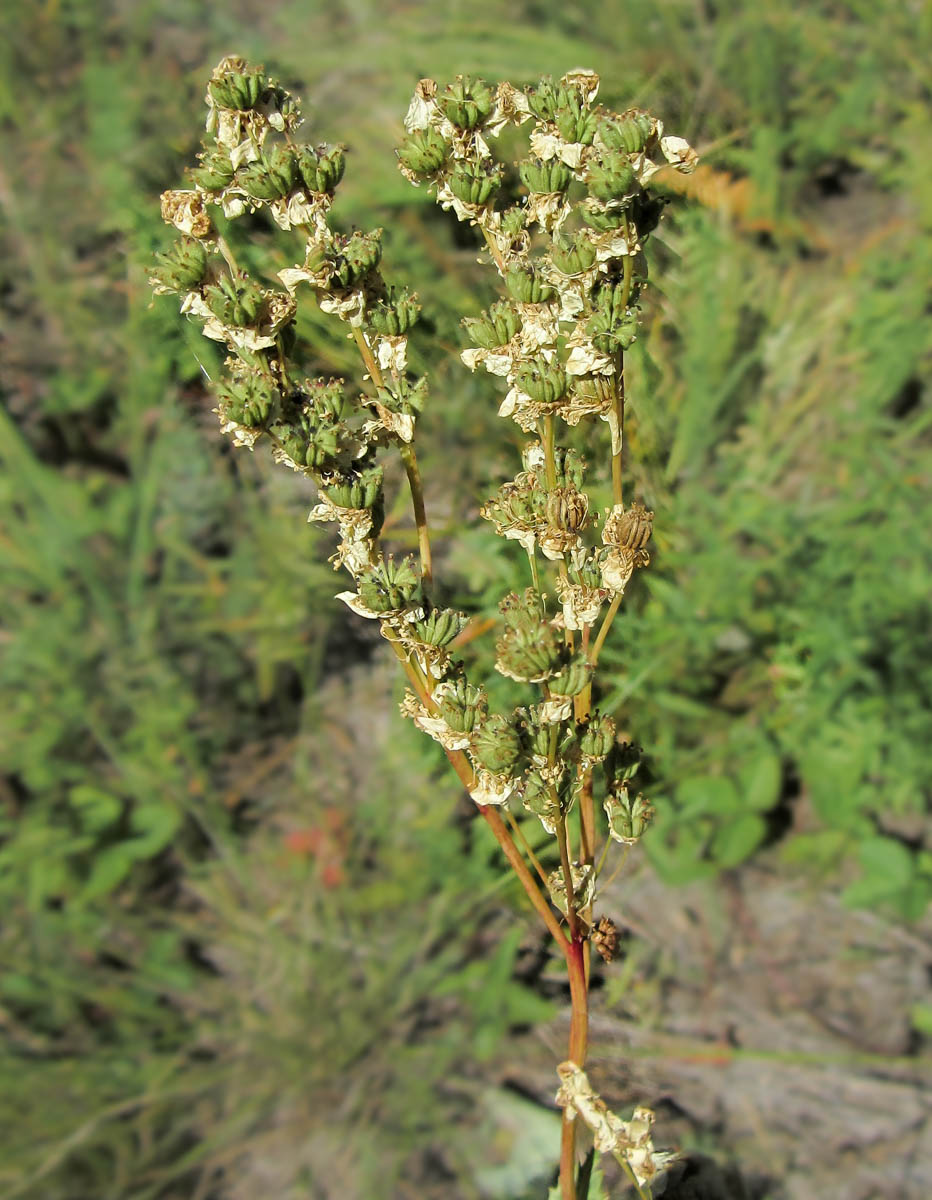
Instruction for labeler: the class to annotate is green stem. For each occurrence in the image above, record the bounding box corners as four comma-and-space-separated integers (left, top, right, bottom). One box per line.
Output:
587, 592, 622, 668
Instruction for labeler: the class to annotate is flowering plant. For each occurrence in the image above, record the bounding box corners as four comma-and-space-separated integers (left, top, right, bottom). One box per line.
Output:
154, 57, 697, 1198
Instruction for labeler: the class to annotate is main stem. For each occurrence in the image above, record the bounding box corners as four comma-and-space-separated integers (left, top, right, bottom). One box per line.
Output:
559, 936, 590, 1199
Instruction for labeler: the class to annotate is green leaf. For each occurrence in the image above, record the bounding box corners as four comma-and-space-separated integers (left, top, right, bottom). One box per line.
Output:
676, 775, 741, 818
69, 785, 123, 833
738, 750, 781, 812
81, 846, 137, 902
711, 814, 766, 867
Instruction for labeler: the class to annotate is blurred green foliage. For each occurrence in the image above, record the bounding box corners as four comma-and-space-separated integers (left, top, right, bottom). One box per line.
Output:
1, 0, 930, 1195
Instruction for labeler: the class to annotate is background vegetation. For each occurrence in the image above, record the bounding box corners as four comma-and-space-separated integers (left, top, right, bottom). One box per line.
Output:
1, 0, 929, 1196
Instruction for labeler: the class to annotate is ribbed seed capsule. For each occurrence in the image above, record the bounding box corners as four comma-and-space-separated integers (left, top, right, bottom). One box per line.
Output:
519, 158, 572, 194
555, 105, 599, 145
586, 307, 640, 353
356, 555, 421, 612
208, 68, 265, 112
545, 486, 589, 534
515, 361, 568, 406
551, 234, 597, 276
396, 127, 449, 176
448, 161, 503, 207
331, 231, 382, 288
296, 145, 346, 194
218, 373, 276, 427
472, 715, 523, 774
150, 238, 209, 291
504, 267, 556, 305
600, 110, 653, 154
436, 76, 494, 130
189, 148, 235, 191
604, 502, 653, 551
604, 786, 654, 844
578, 713, 616, 761
585, 153, 637, 203
411, 609, 466, 647
370, 290, 421, 336
548, 657, 592, 698
324, 466, 384, 511
437, 678, 486, 733
204, 275, 265, 326
463, 300, 522, 349
238, 150, 297, 201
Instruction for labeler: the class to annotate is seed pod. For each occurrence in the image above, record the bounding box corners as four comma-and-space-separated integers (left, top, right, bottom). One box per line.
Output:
296, 144, 346, 194
586, 153, 637, 203
548, 656, 592, 699
209, 67, 266, 112
515, 361, 568, 406
547, 861, 594, 916
604, 786, 654, 844
586, 307, 640, 354
325, 465, 384, 511
370, 289, 421, 337
495, 626, 563, 682
189, 147, 235, 192
448, 161, 503, 207
356, 554, 421, 612
545, 486, 589, 534
550, 234, 597, 276
580, 201, 626, 232
600, 110, 653, 154
504, 267, 556, 305
332, 230, 382, 288
411, 609, 466, 647
265, 145, 298, 197
149, 237, 209, 292
218, 373, 276, 427
526, 76, 560, 122
578, 713, 616, 762
396, 127, 450, 176
523, 771, 561, 827
555, 105, 599, 146
436, 75, 493, 130
204, 275, 266, 327
591, 916, 619, 963
307, 378, 346, 422
237, 158, 286, 202
519, 158, 572, 194
604, 502, 653, 551
472, 715, 523, 774
462, 300, 523, 350
437, 677, 486, 734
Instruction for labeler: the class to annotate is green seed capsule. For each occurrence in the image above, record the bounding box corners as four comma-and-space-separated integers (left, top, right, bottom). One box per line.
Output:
204, 275, 266, 327
448, 161, 503, 207
555, 106, 599, 146
518, 158, 572, 194
515, 360, 568, 406
550, 234, 597, 276
604, 787, 654, 843
150, 237, 208, 292
370, 289, 421, 336
296, 144, 346, 193
412, 609, 466, 647
472, 715, 523, 775
586, 153, 637, 203
396, 127, 449, 176
436, 75, 494, 130
437, 678, 485, 733
307, 378, 346, 422
332, 231, 382, 288
463, 300, 523, 350
504, 267, 556, 305
600, 111, 653, 155
526, 76, 560, 123
548, 657, 592, 698
578, 713, 616, 761
189, 148, 235, 191
209, 69, 265, 112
